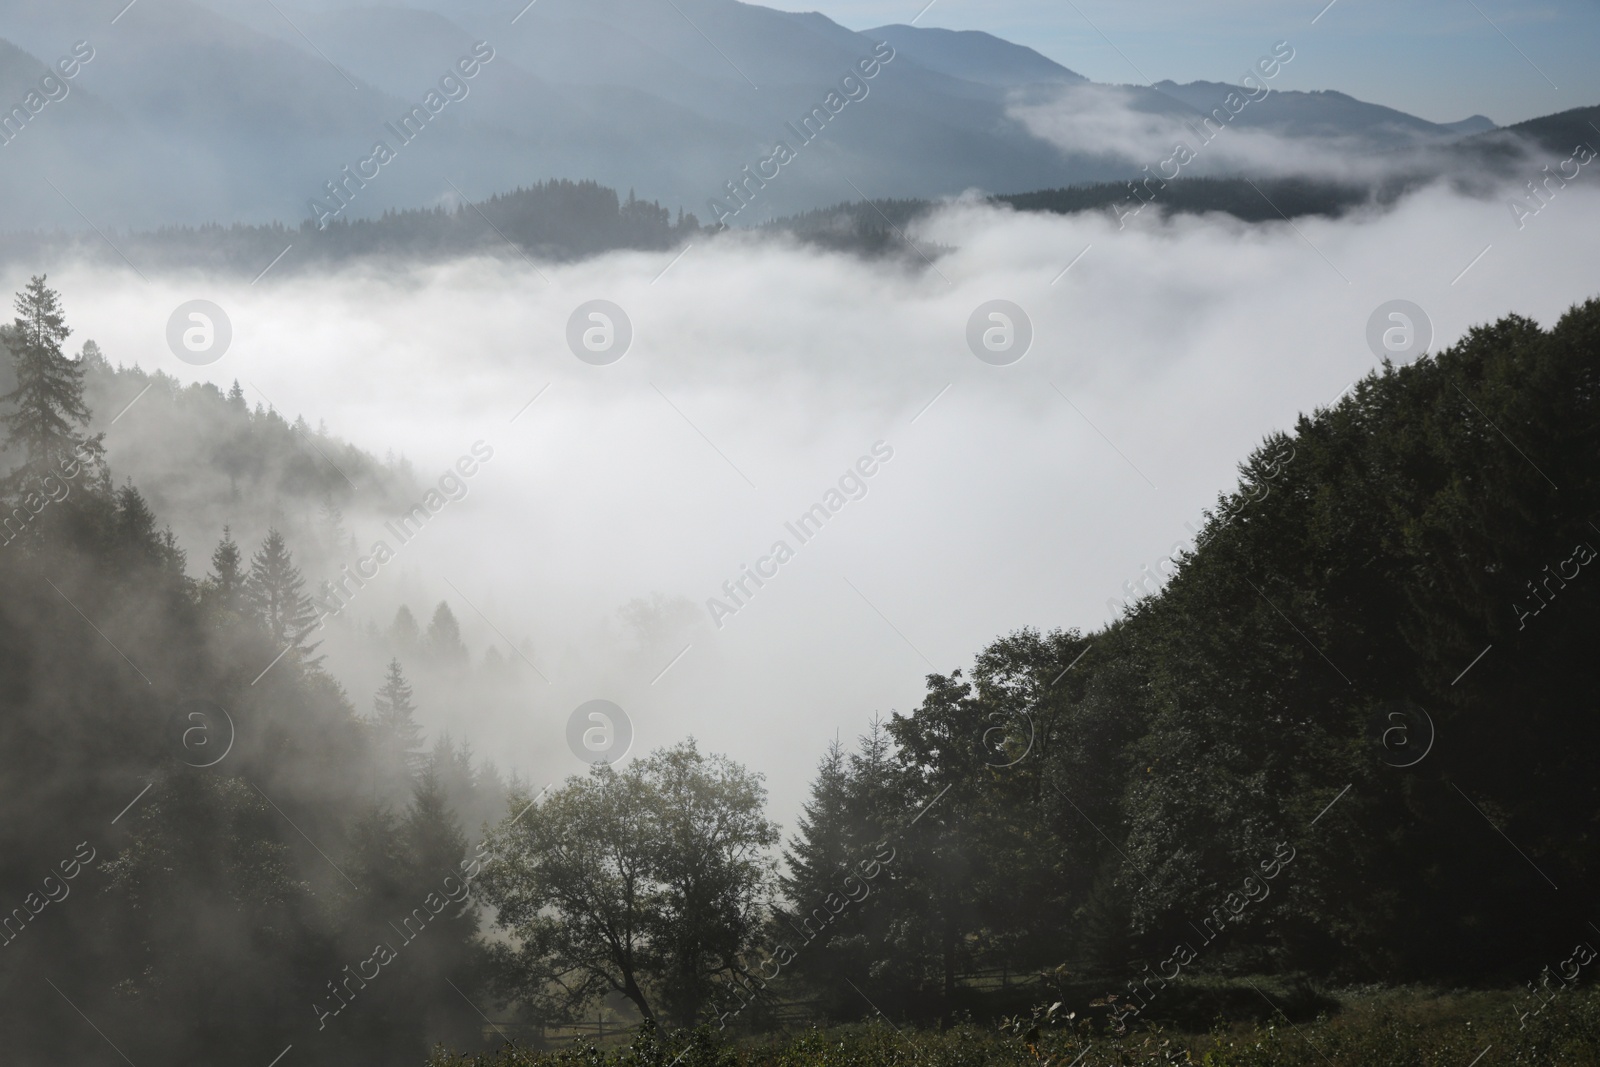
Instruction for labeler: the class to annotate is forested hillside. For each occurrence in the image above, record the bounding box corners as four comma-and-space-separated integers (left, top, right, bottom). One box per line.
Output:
3, 273, 1595, 1063
758, 297, 1599, 1028
0, 181, 701, 278
0, 278, 506, 1065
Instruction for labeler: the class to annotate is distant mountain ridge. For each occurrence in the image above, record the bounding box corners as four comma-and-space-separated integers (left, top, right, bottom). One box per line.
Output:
0, 0, 1520, 235
865, 24, 1087, 87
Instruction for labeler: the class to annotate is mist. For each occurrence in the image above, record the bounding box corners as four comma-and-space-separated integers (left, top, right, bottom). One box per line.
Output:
14, 176, 1595, 824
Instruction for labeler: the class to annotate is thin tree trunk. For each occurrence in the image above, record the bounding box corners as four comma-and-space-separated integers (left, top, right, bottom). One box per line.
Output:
622, 970, 655, 1025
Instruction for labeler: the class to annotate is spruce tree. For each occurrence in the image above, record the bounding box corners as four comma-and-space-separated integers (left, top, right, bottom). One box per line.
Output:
202, 526, 247, 617
0, 275, 103, 487
779, 738, 852, 909
371, 658, 426, 786
245, 528, 320, 660
79, 339, 109, 371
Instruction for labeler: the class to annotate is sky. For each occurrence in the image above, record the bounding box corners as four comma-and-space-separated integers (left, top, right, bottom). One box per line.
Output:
774, 0, 1598, 125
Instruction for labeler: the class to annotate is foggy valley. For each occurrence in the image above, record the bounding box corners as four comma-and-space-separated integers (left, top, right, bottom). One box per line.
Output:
1, 1, 1598, 1065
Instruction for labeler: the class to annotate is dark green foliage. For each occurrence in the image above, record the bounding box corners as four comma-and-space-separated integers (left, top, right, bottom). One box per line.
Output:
763, 298, 1600, 1029
479, 743, 779, 1030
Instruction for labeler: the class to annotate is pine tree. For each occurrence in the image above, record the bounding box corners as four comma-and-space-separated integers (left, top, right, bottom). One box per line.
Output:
211, 524, 244, 601
245, 528, 321, 660
371, 659, 426, 787
779, 738, 853, 908
226, 379, 246, 411
0, 275, 103, 486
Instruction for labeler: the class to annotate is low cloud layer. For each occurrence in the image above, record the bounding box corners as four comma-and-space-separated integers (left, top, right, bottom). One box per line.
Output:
1007, 80, 1490, 186
13, 177, 1599, 826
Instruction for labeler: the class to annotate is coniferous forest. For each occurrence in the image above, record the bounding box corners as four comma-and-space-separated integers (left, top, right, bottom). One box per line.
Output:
3, 269, 1597, 1066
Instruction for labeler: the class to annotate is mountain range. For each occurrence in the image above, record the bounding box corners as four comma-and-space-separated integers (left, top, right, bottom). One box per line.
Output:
0, 0, 1511, 234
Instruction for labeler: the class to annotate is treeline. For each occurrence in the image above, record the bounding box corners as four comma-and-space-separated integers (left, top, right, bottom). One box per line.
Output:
737, 297, 1600, 1029
996, 175, 1387, 223
0, 180, 701, 277
75, 348, 417, 569
0, 277, 508, 1064
0, 174, 1447, 278
458, 301, 1600, 1041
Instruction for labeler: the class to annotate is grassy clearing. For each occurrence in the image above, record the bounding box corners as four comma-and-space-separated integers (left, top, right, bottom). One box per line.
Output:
428, 983, 1600, 1067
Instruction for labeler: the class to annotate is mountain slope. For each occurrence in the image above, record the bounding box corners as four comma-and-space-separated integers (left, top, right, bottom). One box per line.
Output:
866, 23, 1086, 87
0, 0, 1525, 233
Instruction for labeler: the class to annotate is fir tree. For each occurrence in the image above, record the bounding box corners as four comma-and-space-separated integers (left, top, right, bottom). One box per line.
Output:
202, 526, 247, 617
371, 659, 426, 785
245, 527, 320, 660
0, 275, 103, 487
404, 768, 468, 878
779, 738, 853, 908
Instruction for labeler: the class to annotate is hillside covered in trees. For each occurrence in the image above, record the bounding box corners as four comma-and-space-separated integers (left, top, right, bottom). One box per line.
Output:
0, 181, 702, 278
464, 297, 1599, 1041
2, 271, 1595, 1065
756, 296, 1599, 1027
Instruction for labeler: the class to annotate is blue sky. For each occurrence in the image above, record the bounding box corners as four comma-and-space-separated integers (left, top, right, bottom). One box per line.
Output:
771, 0, 1598, 125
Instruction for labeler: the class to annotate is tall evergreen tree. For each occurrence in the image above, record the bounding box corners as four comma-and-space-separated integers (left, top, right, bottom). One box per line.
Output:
425, 601, 468, 666
370, 659, 426, 791
0, 276, 103, 486
202, 526, 246, 617
389, 604, 420, 653
779, 739, 853, 910
245, 528, 320, 661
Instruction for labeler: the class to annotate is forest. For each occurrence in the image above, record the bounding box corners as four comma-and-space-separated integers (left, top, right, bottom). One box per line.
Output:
0, 274, 1596, 1066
